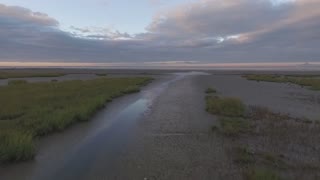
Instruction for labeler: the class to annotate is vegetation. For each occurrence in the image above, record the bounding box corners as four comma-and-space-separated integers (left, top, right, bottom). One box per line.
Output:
0, 72, 65, 79
243, 74, 320, 91
206, 96, 246, 117
205, 87, 217, 94
204, 90, 320, 179
245, 168, 281, 180
0, 77, 152, 162
220, 117, 251, 136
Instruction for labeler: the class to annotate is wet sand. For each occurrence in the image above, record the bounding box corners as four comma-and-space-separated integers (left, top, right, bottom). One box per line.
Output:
0, 72, 319, 180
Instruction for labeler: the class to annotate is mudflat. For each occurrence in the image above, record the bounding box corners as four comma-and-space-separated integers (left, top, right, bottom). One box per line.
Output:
102, 74, 320, 179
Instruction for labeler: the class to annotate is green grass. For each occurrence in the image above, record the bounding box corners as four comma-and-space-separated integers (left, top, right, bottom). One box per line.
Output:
220, 117, 251, 136
0, 130, 35, 161
244, 167, 281, 180
205, 87, 217, 94
243, 74, 320, 91
0, 77, 152, 162
206, 96, 246, 117
0, 72, 65, 79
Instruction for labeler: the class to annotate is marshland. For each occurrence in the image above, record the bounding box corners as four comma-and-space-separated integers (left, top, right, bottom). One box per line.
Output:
0, 69, 319, 180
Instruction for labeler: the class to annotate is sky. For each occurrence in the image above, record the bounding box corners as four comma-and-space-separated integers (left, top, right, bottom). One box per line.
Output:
0, 0, 319, 66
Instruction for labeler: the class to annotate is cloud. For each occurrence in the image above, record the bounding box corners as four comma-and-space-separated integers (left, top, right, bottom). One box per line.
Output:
0, 4, 58, 26
139, 0, 320, 61
0, 0, 320, 63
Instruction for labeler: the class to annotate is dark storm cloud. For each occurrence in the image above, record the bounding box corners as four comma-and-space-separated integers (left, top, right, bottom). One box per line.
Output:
0, 0, 320, 63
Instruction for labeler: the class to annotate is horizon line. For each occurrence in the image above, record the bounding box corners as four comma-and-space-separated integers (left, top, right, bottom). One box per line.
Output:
0, 61, 319, 70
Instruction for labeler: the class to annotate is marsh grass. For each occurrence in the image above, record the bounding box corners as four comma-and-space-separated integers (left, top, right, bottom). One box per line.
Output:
206, 96, 246, 117
205, 95, 249, 136
0, 130, 35, 162
0, 77, 152, 162
243, 74, 320, 91
0, 72, 65, 79
245, 167, 281, 180
220, 117, 251, 136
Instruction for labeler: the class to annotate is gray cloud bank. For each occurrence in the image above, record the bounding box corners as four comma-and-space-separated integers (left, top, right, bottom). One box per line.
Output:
0, 0, 320, 63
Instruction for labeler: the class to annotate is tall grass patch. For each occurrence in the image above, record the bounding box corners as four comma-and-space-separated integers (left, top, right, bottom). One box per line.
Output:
0, 77, 152, 162
220, 117, 251, 136
206, 96, 245, 117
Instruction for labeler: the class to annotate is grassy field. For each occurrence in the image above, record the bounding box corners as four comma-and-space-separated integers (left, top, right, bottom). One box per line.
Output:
0, 71, 65, 79
243, 74, 320, 91
0, 77, 152, 162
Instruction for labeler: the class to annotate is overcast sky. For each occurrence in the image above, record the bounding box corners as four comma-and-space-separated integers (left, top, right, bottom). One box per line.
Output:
0, 0, 319, 65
